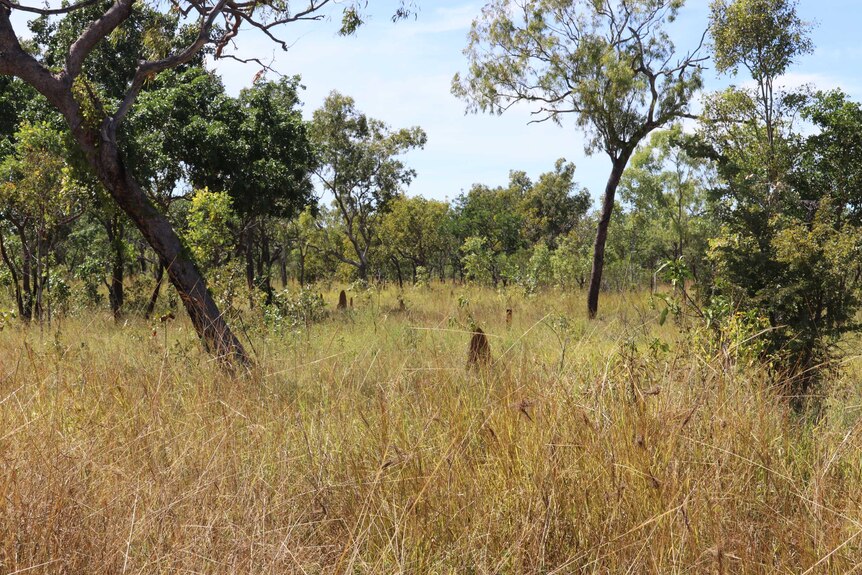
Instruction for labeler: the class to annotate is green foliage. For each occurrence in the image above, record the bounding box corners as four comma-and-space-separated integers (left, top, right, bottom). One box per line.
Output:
550, 229, 592, 289
185, 189, 236, 269
414, 266, 431, 288
0, 122, 74, 219
73, 255, 107, 306
710, 0, 813, 81
449, 162, 593, 287
185, 75, 315, 220
619, 126, 715, 277
0, 77, 31, 155
459, 236, 495, 285
264, 288, 327, 333
452, 177, 525, 258
454, 0, 704, 156
693, 0, 859, 398
380, 195, 451, 282
522, 242, 553, 295
206, 261, 247, 318
47, 276, 72, 316
310, 92, 426, 279
519, 159, 591, 248
652, 257, 695, 326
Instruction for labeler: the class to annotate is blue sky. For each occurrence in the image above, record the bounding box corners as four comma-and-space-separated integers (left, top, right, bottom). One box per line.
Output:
15, 1, 859, 202
211, 1, 862, 203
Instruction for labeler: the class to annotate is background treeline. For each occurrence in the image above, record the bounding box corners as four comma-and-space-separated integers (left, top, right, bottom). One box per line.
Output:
0, 73, 710, 313
3, 0, 862, 402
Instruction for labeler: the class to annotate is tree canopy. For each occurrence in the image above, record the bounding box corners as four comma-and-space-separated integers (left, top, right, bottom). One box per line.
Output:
454, 0, 707, 317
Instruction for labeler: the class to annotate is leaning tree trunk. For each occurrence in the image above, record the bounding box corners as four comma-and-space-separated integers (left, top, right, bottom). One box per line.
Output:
0, 6, 247, 365
587, 154, 632, 319
81, 128, 249, 365
144, 262, 164, 320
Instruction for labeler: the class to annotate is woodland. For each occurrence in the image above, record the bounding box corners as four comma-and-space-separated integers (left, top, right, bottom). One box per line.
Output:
3, 0, 862, 572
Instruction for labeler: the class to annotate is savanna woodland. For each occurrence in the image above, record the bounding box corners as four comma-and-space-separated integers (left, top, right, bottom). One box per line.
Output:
2, 0, 862, 572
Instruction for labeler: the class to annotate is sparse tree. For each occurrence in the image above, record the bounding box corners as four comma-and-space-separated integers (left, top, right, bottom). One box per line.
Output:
310, 92, 426, 280
453, 0, 707, 318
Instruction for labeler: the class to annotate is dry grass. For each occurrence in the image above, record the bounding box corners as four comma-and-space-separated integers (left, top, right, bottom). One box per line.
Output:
2, 285, 862, 573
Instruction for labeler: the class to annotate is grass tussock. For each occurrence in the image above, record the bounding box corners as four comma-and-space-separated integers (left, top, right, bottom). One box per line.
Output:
2, 286, 862, 573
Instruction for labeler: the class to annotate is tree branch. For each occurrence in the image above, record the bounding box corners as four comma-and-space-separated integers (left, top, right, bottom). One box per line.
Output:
0, 0, 100, 16
65, 0, 135, 82
0, 6, 68, 109
110, 0, 228, 131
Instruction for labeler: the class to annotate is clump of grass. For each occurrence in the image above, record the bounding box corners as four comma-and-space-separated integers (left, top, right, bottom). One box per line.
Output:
1, 286, 862, 573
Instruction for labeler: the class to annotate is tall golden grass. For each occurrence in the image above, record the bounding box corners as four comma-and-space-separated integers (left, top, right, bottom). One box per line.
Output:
2, 286, 862, 573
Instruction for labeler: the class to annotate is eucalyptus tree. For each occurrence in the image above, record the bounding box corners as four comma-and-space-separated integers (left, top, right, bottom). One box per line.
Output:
693, 0, 861, 398
0, 0, 416, 364
310, 92, 426, 280
694, 0, 814, 300
453, 0, 706, 318
710, 0, 812, 157
618, 126, 714, 278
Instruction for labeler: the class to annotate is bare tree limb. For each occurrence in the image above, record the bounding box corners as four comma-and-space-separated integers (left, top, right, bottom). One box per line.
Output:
65, 0, 135, 82
0, 0, 100, 16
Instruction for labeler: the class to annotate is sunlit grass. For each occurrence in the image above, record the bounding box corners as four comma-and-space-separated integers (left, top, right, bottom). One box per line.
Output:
2, 285, 862, 573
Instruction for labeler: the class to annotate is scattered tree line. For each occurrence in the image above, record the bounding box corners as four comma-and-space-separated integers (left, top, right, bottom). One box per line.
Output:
2, 0, 862, 402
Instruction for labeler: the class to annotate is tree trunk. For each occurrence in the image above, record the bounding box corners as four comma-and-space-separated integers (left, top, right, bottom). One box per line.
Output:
109, 247, 124, 319
259, 228, 273, 305
587, 155, 632, 319
19, 227, 32, 321
279, 244, 288, 289
244, 223, 255, 305
0, 13, 248, 365
85, 130, 249, 365
107, 219, 125, 320
0, 229, 23, 317
144, 262, 164, 320
298, 246, 306, 287
390, 255, 403, 290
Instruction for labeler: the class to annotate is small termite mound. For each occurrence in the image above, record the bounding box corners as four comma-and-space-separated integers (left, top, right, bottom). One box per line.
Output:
349, 297, 354, 308
467, 327, 492, 368
337, 290, 348, 310
505, 308, 513, 328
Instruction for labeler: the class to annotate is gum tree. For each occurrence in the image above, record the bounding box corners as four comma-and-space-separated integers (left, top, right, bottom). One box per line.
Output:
310, 91, 426, 281
0, 0, 415, 365
453, 0, 706, 318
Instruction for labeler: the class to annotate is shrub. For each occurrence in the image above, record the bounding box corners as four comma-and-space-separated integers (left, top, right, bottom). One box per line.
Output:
264, 288, 327, 333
